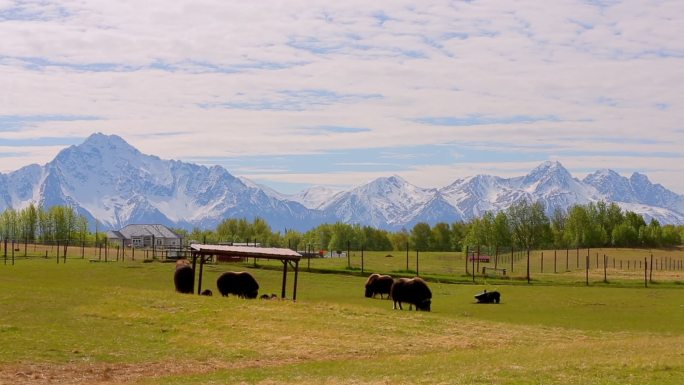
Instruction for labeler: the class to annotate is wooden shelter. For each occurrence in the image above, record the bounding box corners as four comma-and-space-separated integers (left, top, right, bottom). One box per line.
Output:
189, 244, 302, 300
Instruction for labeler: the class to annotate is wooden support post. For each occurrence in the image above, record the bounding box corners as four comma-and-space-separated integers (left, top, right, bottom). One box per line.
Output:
281, 260, 288, 299
198, 255, 206, 295
510, 248, 514, 273
541, 251, 544, 274
644, 258, 648, 288
293, 260, 300, 301
191, 252, 198, 294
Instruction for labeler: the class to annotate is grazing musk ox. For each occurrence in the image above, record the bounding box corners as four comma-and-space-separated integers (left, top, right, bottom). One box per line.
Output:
173, 259, 194, 294
390, 277, 432, 311
364, 273, 394, 299
216, 271, 259, 299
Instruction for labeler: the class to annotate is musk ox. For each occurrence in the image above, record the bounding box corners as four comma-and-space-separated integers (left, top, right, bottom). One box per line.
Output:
390, 277, 432, 311
173, 259, 194, 294
364, 273, 394, 299
216, 271, 259, 299
474, 290, 500, 304
200, 289, 213, 296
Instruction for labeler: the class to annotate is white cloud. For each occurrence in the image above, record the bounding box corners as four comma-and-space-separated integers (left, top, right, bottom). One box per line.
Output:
1, 0, 683, 193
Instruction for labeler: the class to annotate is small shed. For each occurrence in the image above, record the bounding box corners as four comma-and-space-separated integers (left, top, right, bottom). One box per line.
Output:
189, 244, 302, 300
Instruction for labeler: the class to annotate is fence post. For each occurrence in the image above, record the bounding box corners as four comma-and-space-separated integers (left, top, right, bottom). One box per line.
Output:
465, 245, 469, 276
541, 251, 544, 274
416, 249, 419, 276
526, 249, 530, 284
361, 245, 364, 274
649, 253, 653, 283
644, 258, 648, 288
494, 245, 499, 269
585, 253, 589, 286
596, 252, 599, 269
472, 247, 476, 282
603, 254, 607, 283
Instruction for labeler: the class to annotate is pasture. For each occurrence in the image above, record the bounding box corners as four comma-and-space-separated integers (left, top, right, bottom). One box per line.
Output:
0, 257, 683, 384
262, 248, 684, 287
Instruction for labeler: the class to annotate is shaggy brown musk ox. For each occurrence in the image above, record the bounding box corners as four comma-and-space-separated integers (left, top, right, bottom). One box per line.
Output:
364, 273, 394, 299
216, 271, 259, 299
390, 277, 432, 311
173, 259, 194, 294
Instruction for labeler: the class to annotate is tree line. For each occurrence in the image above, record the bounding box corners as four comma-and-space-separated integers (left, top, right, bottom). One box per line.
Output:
178, 200, 684, 252
2, 200, 683, 253
0, 204, 105, 256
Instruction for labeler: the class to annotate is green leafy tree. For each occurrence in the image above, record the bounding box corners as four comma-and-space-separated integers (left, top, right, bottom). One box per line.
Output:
429, 222, 452, 251
507, 199, 549, 250
449, 222, 467, 251
410, 222, 431, 251
390, 230, 409, 251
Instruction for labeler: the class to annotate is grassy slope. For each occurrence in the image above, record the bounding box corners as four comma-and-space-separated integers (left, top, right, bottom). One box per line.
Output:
0, 259, 682, 384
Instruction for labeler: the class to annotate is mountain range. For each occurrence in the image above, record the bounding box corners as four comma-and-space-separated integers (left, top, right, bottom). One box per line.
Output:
1, 133, 683, 231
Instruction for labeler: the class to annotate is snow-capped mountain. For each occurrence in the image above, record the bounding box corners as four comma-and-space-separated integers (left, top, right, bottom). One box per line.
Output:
319, 175, 448, 229
288, 186, 345, 210
1, 134, 683, 230
0, 134, 327, 231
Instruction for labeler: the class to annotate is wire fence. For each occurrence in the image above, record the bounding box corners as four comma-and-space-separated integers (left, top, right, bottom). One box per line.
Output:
0, 239, 189, 264
2, 240, 682, 287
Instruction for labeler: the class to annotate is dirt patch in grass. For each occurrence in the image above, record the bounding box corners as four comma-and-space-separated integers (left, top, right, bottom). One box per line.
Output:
2, 358, 303, 385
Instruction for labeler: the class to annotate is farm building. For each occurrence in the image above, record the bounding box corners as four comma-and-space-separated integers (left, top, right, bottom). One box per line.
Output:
106, 224, 182, 248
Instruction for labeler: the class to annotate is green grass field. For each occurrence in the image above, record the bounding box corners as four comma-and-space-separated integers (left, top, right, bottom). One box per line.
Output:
1, 256, 683, 384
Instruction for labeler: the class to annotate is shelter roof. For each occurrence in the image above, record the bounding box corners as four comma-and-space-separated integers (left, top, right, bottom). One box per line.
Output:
190, 244, 301, 261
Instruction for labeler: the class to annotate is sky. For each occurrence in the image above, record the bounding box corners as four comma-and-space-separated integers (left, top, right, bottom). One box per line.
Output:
1, 0, 683, 194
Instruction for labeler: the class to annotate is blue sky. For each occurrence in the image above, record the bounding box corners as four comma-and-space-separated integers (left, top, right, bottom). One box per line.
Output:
1, 1, 683, 194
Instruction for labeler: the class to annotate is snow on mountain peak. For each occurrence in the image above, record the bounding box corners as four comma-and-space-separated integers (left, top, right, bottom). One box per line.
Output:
1, 135, 684, 229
